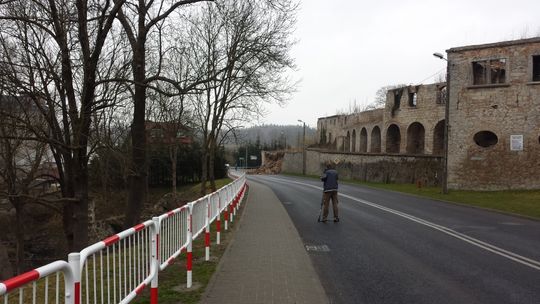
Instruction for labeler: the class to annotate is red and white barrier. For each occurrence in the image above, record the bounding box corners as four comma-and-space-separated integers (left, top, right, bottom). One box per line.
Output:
0, 173, 247, 304
0, 260, 75, 304
157, 206, 189, 269
77, 220, 157, 304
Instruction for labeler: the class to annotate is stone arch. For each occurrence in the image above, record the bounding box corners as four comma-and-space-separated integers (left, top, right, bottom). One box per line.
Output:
386, 124, 401, 153
351, 129, 357, 152
370, 126, 381, 153
360, 128, 368, 152
406, 122, 425, 154
433, 120, 445, 155
345, 131, 351, 151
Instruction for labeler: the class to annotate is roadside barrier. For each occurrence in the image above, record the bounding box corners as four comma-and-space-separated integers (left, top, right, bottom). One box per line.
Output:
0, 173, 247, 304
0, 261, 75, 304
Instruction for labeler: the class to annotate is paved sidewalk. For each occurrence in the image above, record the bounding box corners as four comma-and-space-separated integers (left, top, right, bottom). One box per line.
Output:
201, 180, 328, 304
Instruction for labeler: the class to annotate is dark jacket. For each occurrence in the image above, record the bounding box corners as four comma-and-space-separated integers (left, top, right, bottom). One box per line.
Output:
321, 168, 338, 192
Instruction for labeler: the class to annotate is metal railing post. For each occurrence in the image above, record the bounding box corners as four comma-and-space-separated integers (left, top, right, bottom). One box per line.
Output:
151, 217, 160, 304
229, 185, 234, 224
68, 253, 80, 304
205, 196, 211, 261
216, 192, 222, 244
186, 203, 193, 288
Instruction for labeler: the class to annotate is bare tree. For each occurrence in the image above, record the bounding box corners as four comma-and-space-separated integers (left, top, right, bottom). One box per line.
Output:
0, 0, 128, 251
115, 0, 212, 228
190, 0, 297, 194
147, 90, 191, 198
0, 96, 55, 273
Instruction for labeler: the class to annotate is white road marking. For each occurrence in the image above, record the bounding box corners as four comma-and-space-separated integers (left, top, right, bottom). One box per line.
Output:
499, 222, 524, 226
260, 176, 540, 271
305, 244, 330, 252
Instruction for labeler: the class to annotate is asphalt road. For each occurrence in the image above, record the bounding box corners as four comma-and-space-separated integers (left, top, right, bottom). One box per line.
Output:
248, 174, 540, 304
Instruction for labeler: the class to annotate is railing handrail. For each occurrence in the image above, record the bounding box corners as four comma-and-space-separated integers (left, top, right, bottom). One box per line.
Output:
0, 173, 247, 304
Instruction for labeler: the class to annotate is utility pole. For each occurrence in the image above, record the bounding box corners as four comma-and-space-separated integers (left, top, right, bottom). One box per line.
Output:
245, 144, 248, 170
433, 52, 450, 194
298, 120, 306, 175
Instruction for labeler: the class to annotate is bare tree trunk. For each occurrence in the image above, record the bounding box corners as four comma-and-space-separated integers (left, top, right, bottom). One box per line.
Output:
170, 145, 178, 198
73, 169, 89, 251
101, 155, 110, 204
200, 143, 209, 195
209, 139, 216, 191
14, 201, 25, 273
125, 48, 147, 228
62, 203, 75, 252
60, 165, 76, 251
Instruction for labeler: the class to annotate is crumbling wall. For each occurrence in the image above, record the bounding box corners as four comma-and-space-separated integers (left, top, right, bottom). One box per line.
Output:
251, 151, 284, 174
383, 83, 446, 155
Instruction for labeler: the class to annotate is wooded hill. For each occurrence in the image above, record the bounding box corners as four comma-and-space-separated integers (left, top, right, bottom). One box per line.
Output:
228, 124, 316, 149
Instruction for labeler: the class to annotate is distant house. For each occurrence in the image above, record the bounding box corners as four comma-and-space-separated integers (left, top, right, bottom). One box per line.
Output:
0, 95, 58, 193
145, 120, 193, 146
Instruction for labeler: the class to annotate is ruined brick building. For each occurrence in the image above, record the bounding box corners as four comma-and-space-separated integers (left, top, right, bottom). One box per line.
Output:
313, 37, 540, 191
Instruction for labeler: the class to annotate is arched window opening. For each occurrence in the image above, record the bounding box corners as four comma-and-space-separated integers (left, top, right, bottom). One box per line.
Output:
351, 129, 357, 152
370, 126, 381, 153
406, 122, 425, 154
433, 120, 445, 155
386, 124, 401, 153
360, 128, 368, 152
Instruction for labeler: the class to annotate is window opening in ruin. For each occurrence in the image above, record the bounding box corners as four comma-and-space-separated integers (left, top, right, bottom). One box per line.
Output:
473, 131, 498, 148
360, 128, 368, 153
406, 122, 425, 154
386, 124, 401, 153
352, 129, 357, 152
433, 120, 445, 155
437, 86, 447, 104
533, 55, 540, 82
370, 126, 381, 153
391, 88, 403, 116
472, 59, 506, 85
320, 127, 327, 144
408, 92, 417, 107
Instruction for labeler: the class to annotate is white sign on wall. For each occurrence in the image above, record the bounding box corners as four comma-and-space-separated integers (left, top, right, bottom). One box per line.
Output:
510, 135, 523, 151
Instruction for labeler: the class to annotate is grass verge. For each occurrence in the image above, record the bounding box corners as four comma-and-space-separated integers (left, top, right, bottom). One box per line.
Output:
284, 172, 540, 220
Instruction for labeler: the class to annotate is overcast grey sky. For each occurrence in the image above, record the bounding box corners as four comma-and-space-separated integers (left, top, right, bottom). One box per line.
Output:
259, 0, 540, 128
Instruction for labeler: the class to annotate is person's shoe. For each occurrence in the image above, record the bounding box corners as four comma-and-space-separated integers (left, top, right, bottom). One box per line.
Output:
321, 218, 328, 223
334, 217, 339, 222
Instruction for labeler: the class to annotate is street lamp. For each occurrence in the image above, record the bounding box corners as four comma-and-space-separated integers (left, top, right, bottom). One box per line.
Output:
298, 119, 306, 175
433, 52, 450, 194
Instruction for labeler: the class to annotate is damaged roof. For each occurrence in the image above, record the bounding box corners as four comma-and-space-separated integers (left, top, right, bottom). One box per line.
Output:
447, 36, 540, 53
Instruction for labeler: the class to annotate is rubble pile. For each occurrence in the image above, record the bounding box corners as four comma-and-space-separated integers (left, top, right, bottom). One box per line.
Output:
249, 151, 284, 174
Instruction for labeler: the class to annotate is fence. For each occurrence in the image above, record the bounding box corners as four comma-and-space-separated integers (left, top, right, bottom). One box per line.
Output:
0, 173, 247, 304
